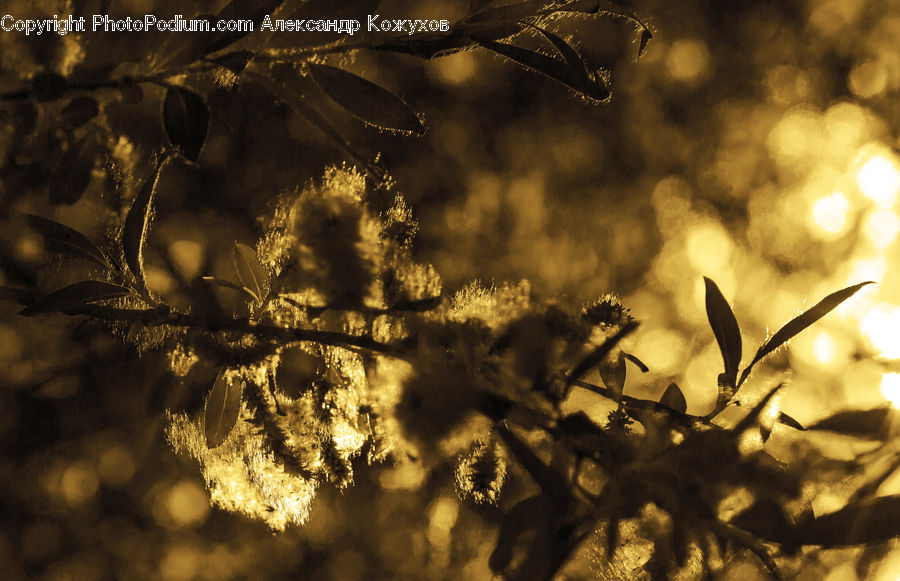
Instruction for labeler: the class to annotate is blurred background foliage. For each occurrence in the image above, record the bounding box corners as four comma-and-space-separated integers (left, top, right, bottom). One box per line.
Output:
4, 0, 900, 579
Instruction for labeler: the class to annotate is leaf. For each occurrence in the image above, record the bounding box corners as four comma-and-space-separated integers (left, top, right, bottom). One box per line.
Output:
162, 85, 209, 162
564, 321, 638, 391
233, 242, 267, 303
123, 161, 164, 297
19, 281, 130, 316
659, 382, 686, 414
201, 276, 259, 302
704, 277, 742, 390
732, 384, 783, 435
61, 96, 99, 128
204, 370, 244, 448
478, 39, 609, 101
776, 412, 805, 431
307, 64, 425, 135
250, 68, 386, 180
738, 282, 875, 387
49, 137, 95, 205
25, 213, 114, 270
497, 423, 570, 500
598, 351, 626, 401
623, 352, 649, 372
637, 27, 652, 57
732, 499, 796, 545
807, 407, 892, 439
798, 495, 900, 547
489, 495, 547, 573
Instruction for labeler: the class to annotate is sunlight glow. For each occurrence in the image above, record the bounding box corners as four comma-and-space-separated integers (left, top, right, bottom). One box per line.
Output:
812, 330, 836, 364
857, 154, 900, 207
881, 373, 900, 408
812, 192, 850, 233
861, 304, 900, 359
864, 209, 900, 249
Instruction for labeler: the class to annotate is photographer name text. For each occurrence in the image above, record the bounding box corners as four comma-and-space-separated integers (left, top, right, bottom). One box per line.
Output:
0, 14, 450, 36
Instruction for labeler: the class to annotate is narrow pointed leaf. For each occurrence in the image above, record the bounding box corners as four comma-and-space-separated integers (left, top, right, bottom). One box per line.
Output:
733, 384, 783, 435
623, 352, 649, 372
798, 495, 900, 547
738, 281, 875, 387
25, 213, 114, 270
777, 412, 805, 431
704, 277, 742, 389
308, 64, 425, 135
233, 242, 267, 303
478, 39, 610, 101
598, 351, 626, 401
489, 495, 547, 573
205, 370, 244, 448
19, 281, 130, 316
497, 423, 569, 499
807, 407, 892, 439
659, 382, 686, 414
201, 276, 259, 301
123, 162, 164, 297
529, 24, 591, 81
564, 321, 638, 391
163, 85, 209, 161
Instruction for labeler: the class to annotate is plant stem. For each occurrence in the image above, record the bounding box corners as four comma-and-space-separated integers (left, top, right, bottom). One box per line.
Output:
56, 304, 404, 355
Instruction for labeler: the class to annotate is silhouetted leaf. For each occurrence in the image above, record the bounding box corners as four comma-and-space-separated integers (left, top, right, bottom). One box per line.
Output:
732, 384, 783, 435
777, 412, 805, 431
25, 213, 114, 270
637, 27, 652, 56
623, 352, 649, 372
478, 39, 610, 101
704, 277, 742, 390
49, 137, 94, 205
598, 351, 626, 401
798, 495, 900, 547
123, 161, 164, 298
19, 281, 130, 316
564, 321, 638, 391
307, 64, 425, 135
252, 69, 387, 180
738, 281, 874, 387
732, 498, 796, 545
489, 495, 547, 573
163, 85, 209, 161
233, 242, 267, 303
497, 423, 571, 504
807, 407, 892, 439
61, 96, 99, 128
659, 382, 686, 414
204, 370, 244, 448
